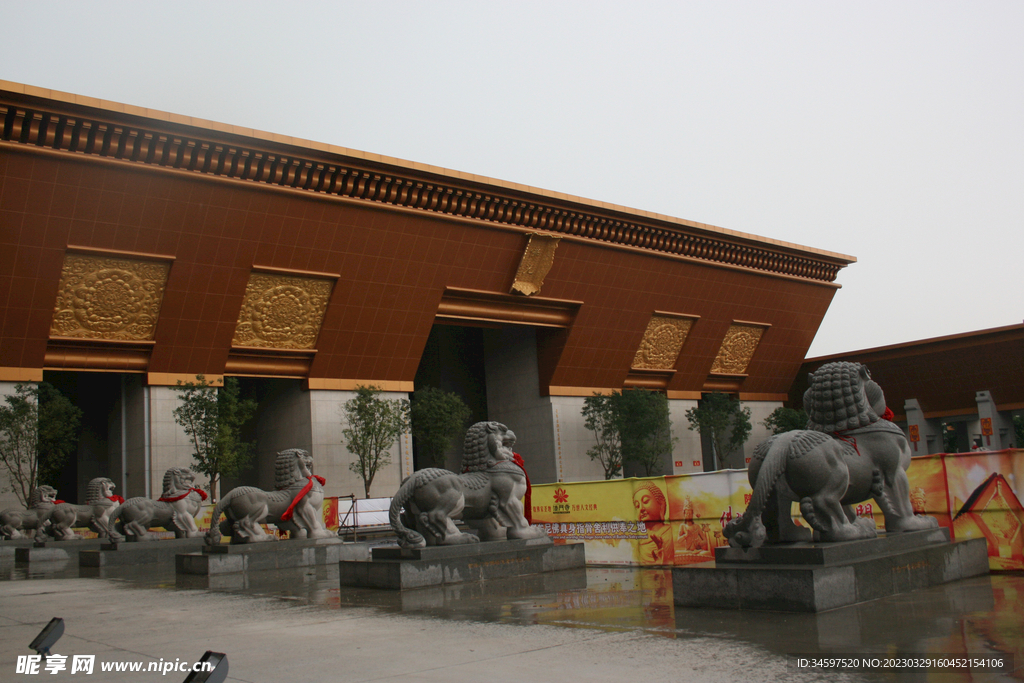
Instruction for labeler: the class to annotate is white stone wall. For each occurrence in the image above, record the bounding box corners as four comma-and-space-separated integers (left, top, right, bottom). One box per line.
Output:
670, 399, 703, 474
313, 389, 411, 500
0, 381, 26, 510
737, 400, 783, 469
549, 396, 606, 483
146, 385, 204, 497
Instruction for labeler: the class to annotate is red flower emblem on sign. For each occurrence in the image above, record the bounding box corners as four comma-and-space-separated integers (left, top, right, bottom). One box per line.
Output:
553, 488, 569, 503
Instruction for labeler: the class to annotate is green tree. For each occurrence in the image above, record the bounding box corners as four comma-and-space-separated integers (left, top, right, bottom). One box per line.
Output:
685, 393, 752, 470
1014, 415, 1023, 449
0, 383, 82, 507
172, 375, 258, 501
410, 386, 471, 469
343, 385, 411, 497
582, 393, 623, 479
761, 406, 808, 435
618, 389, 676, 477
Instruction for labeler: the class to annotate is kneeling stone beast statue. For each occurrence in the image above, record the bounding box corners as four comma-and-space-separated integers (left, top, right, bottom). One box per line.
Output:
108, 468, 208, 542
390, 421, 546, 548
725, 361, 938, 548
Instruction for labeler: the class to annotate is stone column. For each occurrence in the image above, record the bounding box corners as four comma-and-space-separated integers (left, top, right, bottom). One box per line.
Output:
670, 398, 702, 474
483, 327, 561, 483
975, 390, 1014, 450
904, 399, 944, 455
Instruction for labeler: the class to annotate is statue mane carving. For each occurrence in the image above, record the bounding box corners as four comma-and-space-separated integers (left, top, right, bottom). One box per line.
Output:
803, 361, 880, 433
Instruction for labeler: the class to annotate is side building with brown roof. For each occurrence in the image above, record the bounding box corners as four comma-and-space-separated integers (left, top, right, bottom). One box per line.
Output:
793, 324, 1024, 454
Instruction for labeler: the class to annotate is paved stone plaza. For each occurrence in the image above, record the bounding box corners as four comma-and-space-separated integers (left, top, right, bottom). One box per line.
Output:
1, 555, 1021, 682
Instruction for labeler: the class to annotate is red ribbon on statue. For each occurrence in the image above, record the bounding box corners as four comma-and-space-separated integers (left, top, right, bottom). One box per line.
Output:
52, 500, 65, 505
107, 495, 125, 504
158, 487, 209, 503
511, 452, 533, 524
882, 406, 895, 421
280, 476, 326, 522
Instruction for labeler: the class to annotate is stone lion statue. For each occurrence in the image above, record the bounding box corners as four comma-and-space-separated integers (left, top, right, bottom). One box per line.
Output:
44, 478, 120, 541
107, 468, 208, 542
0, 485, 59, 539
389, 421, 547, 548
724, 362, 938, 548
205, 449, 332, 544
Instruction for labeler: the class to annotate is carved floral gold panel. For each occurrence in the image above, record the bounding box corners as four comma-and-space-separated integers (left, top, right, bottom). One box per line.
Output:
510, 233, 561, 296
710, 324, 766, 375
50, 253, 171, 341
232, 272, 334, 349
632, 315, 694, 370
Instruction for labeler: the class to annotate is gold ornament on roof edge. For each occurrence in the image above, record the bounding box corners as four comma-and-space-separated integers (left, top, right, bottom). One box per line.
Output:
710, 324, 766, 375
50, 253, 170, 341
632, 315, 694, 370
232, 272, 333, 349
510, 233, 561, 296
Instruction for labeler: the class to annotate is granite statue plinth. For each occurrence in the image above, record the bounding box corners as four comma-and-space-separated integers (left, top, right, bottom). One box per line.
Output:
177, 537, 342, 575
673, 528, 988, 612
0, 538, 37, 555
80, 536, 208, 567
16, 538, 106, 563
339, 537, 586, 590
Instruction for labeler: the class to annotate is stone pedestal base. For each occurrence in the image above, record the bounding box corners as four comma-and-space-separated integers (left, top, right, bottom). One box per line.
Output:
0, 538, 36, 556
339, 538, 586, 590
176, 537, 342, 575
15, 538, 106, 563
80, 537, 207, 567
673, 528, 989, 613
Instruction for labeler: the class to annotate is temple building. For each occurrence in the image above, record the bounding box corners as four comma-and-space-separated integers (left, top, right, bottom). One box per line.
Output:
0, 81, 855, 505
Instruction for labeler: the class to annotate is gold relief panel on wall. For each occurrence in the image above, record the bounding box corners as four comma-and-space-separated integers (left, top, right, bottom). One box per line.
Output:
232, 271, 334, 350
50, 252, 171, 341
710, 323, 768, 375
510, 233, 561, 296
632, 314, 695, 370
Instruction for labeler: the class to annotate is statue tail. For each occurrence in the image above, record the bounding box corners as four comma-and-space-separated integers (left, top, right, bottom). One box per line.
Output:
204, 491, 234, 546
107, 503, 126, 542
724, 432, 794, 547
389, 475, 426, 548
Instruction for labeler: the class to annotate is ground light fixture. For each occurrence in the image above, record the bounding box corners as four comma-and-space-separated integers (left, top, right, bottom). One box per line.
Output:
183, 651, 228, 683
29, 618, 64, 656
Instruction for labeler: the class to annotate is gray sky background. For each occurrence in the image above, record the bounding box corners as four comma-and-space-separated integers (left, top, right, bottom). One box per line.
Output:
3, 1, 1021, 358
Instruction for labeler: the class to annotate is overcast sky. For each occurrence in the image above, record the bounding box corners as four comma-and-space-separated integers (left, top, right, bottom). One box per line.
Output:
3, 1, 1021, 357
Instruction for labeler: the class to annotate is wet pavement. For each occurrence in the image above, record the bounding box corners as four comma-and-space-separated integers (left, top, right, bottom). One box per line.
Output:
1, 549, 1022, 682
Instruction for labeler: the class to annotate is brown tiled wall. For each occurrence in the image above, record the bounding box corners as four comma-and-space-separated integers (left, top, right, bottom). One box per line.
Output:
1, 144, 838, 396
